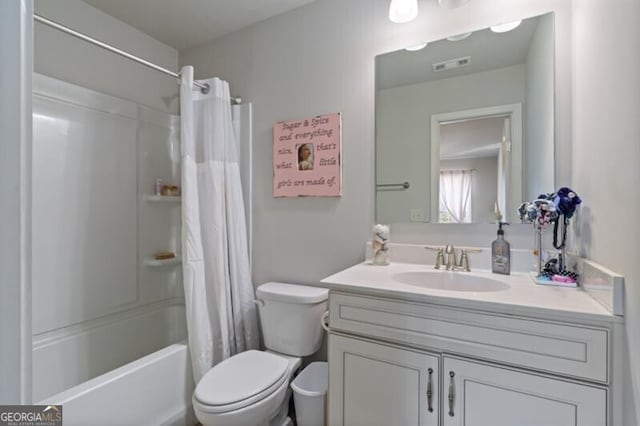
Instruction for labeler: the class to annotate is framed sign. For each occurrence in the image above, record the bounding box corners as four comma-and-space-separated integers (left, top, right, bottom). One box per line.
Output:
273, 112, 342, 197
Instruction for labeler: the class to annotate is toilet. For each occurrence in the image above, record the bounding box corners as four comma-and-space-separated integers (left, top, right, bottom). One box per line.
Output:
192, 282, 329, 426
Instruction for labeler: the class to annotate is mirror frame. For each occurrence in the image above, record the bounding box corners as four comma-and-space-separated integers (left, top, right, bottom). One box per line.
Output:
429, 104, 523, 222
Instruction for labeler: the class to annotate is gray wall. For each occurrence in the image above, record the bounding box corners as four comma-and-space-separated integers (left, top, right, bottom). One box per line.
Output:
572, 0, 640, 424
180, 0, 573, 287
34, 0, 179, 114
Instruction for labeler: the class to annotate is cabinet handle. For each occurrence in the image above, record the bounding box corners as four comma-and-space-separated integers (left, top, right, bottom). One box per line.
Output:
426, 368, 434, 413
448, 371, 455, 417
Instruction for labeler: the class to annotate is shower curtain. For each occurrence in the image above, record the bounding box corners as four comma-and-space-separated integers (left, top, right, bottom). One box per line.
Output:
180, 66, 259, 383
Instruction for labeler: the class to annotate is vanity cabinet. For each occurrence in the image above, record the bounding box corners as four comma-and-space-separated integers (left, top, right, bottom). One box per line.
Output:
327, 291, 612, 426
442, 357, 606, 426
328, 334, 440, 426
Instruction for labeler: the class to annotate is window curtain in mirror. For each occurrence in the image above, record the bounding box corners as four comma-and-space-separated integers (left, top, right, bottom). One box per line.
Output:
180, 66, 259, 383
439, 169, 473, 223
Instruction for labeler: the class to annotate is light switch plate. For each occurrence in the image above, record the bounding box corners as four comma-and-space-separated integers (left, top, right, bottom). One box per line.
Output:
410, 208, 425, 222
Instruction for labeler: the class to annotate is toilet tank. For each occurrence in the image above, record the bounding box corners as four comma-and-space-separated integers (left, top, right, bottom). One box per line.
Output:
256, 283, 329, 357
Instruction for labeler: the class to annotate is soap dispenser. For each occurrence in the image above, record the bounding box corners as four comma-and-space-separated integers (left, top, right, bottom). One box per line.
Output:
491, 222, 511, 275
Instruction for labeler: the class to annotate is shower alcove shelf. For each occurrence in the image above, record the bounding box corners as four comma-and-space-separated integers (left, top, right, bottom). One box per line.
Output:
144, 195, 181, 203
143, 193, 182, 268
143, 255, 182, 267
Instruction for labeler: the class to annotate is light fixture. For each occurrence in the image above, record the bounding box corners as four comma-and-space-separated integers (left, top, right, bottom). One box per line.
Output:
405, 42, 428, 51
438, 0, 470, 9
490, 20, 522, 33
389, 0, 419, 24
446, 32, 472, 41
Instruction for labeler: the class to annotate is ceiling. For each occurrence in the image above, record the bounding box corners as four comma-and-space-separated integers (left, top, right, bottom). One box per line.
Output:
82, 0, 317, 50
376, 15, 541, 90
440, 116, 505, 160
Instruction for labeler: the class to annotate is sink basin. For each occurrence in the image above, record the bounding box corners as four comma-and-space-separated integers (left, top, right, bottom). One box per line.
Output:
392, 271, 510, 292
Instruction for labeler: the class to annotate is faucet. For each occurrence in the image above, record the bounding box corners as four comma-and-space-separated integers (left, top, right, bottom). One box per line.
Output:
444, 244, 457, 270
425, 245, 482, 272
425, 246, 446, 270
457, 248, 482, 272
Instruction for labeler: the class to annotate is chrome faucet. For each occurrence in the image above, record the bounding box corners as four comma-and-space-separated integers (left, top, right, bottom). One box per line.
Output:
425, 245, 482, 272
444, 244, 458, 271
425, 246, 446, 270
457, 248, 482, 272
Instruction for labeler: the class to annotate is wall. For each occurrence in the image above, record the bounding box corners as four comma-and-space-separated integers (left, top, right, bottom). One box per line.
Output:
572, 0, 640, 424
376, 65, 524, 224
32, 75, 137, 335
0, 0, 33, 405
524, 12, 555, 200
34, 0, 179, 114
440, 157, 498, 223
180, 0, 572, 286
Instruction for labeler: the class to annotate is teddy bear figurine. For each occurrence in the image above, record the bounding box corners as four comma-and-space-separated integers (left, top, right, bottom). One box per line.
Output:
372, 224, 390, 266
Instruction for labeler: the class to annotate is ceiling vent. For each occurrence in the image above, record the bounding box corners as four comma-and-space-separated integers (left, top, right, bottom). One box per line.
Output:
432, 56, 471, 72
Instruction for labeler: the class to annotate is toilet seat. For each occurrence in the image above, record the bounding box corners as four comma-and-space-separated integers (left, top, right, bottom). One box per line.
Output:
194, 350, 289, 414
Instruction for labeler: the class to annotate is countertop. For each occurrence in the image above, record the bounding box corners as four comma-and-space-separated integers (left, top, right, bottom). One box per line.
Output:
321, 262, 620, 324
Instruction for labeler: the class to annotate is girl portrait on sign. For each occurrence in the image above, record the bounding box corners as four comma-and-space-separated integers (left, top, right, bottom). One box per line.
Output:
297, 143, 314, 171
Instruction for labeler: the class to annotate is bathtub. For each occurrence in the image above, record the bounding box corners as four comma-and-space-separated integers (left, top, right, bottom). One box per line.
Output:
33, 301, 188, 399
39, 342, 196, 426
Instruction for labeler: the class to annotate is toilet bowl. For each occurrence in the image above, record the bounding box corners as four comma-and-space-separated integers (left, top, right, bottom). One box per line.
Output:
193, 283, 328, 426
192, 350, 300, 426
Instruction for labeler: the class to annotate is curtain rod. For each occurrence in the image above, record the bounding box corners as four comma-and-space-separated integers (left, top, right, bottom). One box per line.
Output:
33, 14, 242, 104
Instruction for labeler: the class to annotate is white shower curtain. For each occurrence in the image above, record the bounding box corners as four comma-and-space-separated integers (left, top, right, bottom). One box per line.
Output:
180, 66, 259, 383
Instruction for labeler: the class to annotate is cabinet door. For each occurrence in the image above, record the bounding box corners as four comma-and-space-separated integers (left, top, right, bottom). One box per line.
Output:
328, 334, 439, 426
443, 356, 607, 426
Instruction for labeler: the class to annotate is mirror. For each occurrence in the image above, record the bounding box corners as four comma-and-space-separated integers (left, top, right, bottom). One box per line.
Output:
376, 13, 555, 224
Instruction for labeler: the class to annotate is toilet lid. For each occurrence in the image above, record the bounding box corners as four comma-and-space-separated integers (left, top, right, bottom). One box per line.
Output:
194, 350, 289, 409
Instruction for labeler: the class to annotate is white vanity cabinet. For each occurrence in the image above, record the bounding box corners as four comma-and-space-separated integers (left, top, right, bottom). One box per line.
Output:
328, 334, 440, 426
327, 291, 613, 426
442, 357, 606, 426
